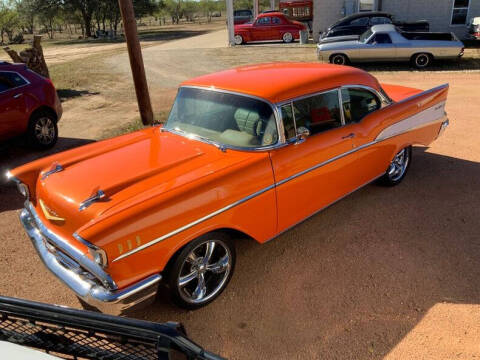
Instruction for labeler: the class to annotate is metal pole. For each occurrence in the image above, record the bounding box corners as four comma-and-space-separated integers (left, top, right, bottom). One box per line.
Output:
226, 0, 235, 45
270, 0, 275, 11
253, 0, 259, 18
118, 0, 154, 125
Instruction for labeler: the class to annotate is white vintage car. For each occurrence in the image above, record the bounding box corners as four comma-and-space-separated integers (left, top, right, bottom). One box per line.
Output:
317, 24, 464, 68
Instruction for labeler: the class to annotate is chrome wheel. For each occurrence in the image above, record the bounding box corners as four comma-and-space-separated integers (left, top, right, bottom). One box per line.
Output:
414, 53, 430, 68
234, 34, 243, 45
35, 117, 56, 145
283, 32, 293, 43
177, 239, 232, 305
387, 148, 410, 182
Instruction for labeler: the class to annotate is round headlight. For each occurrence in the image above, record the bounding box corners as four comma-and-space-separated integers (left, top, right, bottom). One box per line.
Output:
17, 183, 29, 199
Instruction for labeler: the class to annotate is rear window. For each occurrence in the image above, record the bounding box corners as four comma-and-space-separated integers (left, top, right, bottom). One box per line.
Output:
0, 71, 28, 93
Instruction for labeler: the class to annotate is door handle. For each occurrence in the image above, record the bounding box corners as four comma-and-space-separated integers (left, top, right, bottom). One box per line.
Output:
342, 133, 355, 139
13, 93, 23, 99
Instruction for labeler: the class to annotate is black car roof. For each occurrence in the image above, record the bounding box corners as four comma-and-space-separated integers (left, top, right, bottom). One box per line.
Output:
332, 12, 392, 27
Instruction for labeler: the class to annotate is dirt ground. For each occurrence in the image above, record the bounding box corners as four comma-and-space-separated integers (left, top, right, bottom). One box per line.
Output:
1, 29, 480, 360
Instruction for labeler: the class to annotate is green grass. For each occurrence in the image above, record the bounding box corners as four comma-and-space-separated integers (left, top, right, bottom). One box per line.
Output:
101, 111, 169, 139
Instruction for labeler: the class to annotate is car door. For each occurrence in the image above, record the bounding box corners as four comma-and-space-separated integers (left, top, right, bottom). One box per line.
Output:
338, 86, 391, 184
252, 17, 273, 41
269, 89, 361, 233
0, 71, 29, 141
271, 16, 284, 40
362, 33, 396, 61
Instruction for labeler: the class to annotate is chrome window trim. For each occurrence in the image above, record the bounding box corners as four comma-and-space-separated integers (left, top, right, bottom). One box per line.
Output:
0, 70, 31, 95
167, 85, 286, 152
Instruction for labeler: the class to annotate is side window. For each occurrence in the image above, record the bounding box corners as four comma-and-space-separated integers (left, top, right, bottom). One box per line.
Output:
370, 33, 392, 44
292, 90, 342, 136
257, 17, 271, 25
370, 17, 392, 25
341, 88, 381, 124
350, 17, 369, 26
272, 17, 281, 24
0, 72, 27, 93
281, 103, 296, 139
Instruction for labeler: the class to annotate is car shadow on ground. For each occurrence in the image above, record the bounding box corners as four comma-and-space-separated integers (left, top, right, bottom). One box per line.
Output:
0, 137, 95, 213
354, 57, 480, 72
56, 89, 100, 102
123, 147, 480, 359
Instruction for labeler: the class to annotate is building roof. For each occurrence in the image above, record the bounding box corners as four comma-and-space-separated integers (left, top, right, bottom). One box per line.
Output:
181, 63, 381, 103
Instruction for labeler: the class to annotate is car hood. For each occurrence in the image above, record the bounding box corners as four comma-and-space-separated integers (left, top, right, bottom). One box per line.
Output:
235, 23, 253, 30
317, 40, 360, 50
33, 127, 257, 241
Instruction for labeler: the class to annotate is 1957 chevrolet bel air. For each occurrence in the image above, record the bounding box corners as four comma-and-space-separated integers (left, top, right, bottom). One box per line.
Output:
8, 63, 450, 313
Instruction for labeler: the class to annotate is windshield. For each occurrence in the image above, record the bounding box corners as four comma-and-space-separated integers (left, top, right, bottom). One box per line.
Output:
165, 87, 279, 149
359, 28, 373, 43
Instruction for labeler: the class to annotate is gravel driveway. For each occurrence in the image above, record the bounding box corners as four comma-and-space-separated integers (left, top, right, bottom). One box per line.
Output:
1, 29, 480, 360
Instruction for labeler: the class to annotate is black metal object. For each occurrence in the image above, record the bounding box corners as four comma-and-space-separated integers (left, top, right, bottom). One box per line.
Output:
0, 296, 225, 360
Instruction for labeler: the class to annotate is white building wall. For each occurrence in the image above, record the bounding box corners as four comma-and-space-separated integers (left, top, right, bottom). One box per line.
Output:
312, 0, 480, 41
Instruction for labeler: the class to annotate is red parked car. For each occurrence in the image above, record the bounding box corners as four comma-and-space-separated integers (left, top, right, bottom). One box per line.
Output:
234, 12, 306, 45
0, 61, 62, 149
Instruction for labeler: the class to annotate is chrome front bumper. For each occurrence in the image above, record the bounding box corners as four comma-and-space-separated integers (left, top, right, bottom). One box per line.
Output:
19, 203, 161, 315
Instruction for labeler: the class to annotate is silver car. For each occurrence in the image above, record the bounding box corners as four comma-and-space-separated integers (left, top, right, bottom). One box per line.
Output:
317, 24, 464, 69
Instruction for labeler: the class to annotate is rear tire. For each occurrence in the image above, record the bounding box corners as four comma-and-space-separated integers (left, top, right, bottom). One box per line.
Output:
282, 32, 293, 43
330, 53, 349, 65
378, 146, 412, 186
27, 110, 58, 149
412, 53, 432, 69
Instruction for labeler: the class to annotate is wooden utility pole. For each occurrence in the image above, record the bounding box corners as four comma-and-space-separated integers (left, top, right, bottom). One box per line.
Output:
226, 0, 235, 45
118, 0, 154, 125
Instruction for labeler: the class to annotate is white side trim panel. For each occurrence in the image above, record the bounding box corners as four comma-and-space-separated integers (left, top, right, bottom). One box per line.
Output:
375, 101, 446, 141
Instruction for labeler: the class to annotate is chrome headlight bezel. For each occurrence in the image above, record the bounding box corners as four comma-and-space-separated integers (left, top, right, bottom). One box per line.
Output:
17, 183, 30, 199
88, 247, 108, 268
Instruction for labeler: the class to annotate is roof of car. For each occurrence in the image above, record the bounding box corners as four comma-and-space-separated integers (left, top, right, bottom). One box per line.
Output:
181, 63, 381, 103
257, 12, 285, 18
332, 12, 391, 26
371, 24, 396, 32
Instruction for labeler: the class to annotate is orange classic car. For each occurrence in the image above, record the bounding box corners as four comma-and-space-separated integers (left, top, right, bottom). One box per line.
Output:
8, 63, 449, 313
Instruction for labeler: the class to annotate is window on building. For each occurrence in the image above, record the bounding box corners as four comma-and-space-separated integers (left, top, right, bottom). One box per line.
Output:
451, 0, 470, 25
358, 0, 375, 12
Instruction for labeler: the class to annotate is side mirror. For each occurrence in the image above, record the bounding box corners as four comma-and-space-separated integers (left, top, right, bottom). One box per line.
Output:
293, 126, 310, 145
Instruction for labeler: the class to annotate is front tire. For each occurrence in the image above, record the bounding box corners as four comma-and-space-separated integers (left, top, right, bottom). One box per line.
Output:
330, 53, 349, 65
282, 32, 293, 43
27, 111, 58, 149
379, 146, 412, 186
412, 53, 432, 69
234, 34, 244, 45
167, 232, 236, 310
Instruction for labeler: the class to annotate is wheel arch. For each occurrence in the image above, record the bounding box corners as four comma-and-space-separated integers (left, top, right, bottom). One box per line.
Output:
161, 227, 255, 277
411, 52, 434, 62
29, 105, 58, 124
329, 53, 350, 64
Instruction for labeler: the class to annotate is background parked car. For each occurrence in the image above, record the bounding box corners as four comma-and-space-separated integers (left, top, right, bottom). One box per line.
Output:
0, 61, 62, 149
234, 12, 306, 44
317, 24, 464, 69
320, 12, 429, 41
233, 9, 253, 25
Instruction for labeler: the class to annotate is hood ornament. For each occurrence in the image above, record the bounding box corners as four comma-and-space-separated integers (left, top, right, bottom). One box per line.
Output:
41, 163, 64, 180
79, 189, 107, 211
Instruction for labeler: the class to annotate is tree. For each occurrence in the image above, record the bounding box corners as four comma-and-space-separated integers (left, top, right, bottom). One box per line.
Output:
15, 0, 36, 33
0, 5, 20, 44
34, 0, 61, 39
